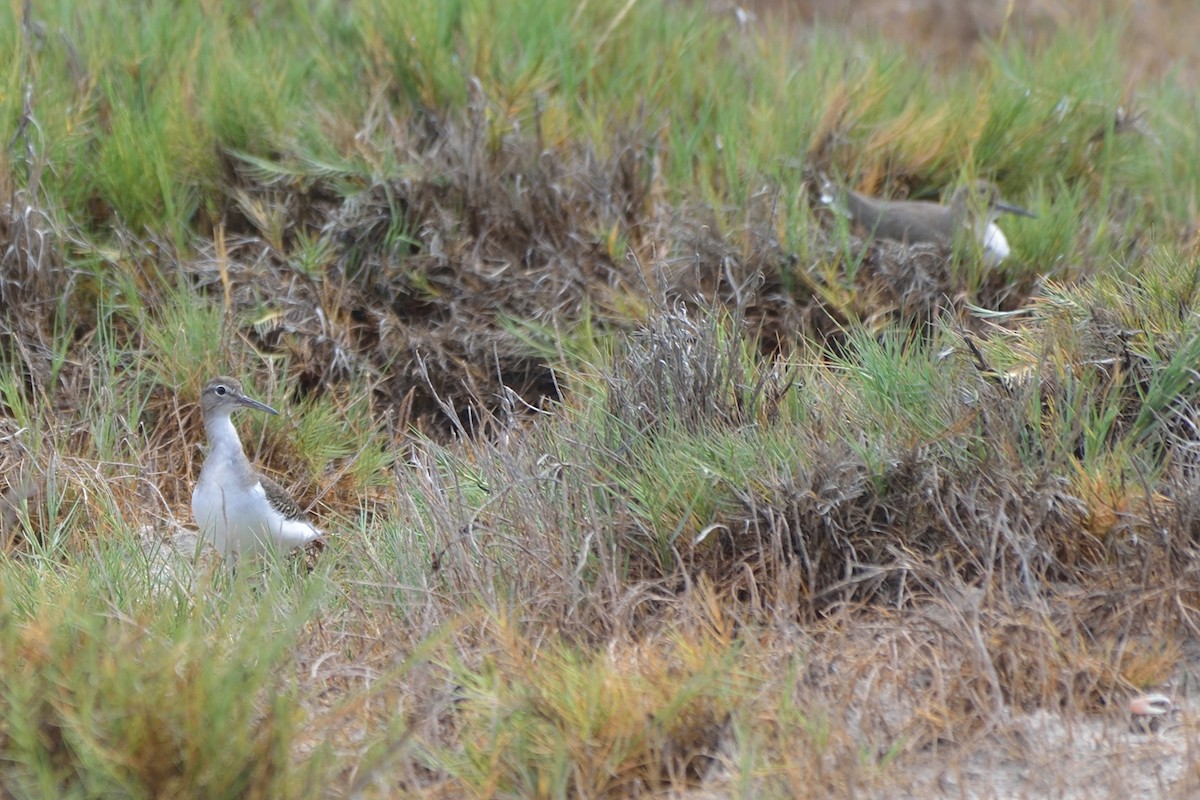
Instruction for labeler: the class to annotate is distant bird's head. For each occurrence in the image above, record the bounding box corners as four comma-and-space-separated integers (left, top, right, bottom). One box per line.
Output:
950, 180, 1036, 223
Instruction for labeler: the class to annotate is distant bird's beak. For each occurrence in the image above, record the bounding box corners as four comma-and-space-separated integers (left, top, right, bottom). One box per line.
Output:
994, 200, 1037, 219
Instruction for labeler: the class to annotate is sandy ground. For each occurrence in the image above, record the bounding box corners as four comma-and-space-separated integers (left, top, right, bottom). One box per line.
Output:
895, 703, 1199, 798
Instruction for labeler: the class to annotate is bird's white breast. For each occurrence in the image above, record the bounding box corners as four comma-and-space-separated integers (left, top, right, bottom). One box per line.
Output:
981, 223, 1011, 267
192, 461, 319, 561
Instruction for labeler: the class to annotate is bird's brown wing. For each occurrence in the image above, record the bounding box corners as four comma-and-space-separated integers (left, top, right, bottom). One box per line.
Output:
259, 474, 307, 521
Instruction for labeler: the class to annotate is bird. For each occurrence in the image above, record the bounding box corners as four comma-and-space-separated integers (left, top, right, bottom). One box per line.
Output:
821, 178, 1036, 267
191, 376, 323, 564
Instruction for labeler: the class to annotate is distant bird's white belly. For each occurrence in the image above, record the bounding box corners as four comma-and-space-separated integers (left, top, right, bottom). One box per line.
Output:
981, 223, 1011, 267
192, 475, 319, 561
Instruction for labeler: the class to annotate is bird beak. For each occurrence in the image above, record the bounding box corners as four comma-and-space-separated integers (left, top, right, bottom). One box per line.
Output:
994, 200, 1037, 219
237, 395, 279, 415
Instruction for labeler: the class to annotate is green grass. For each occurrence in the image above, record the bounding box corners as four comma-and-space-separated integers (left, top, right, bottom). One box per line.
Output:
4, 0, 1186, 245
5, 0, 1200, 796
0, 556, 331, 798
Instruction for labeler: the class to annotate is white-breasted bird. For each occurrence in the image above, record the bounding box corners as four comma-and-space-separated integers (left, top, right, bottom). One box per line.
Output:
821, 178, 1036, 267
192, 376, 323, 564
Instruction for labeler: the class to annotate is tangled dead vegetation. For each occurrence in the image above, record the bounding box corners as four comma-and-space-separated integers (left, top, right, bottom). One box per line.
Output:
192, 115, 671, 436
0, 164, 70, 393
3, 106, 1054, 441
178, 112, 1056, 438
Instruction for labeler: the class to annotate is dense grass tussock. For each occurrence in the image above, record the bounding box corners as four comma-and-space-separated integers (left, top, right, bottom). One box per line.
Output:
4, 0, 1200, 796
0, 578, 323, 798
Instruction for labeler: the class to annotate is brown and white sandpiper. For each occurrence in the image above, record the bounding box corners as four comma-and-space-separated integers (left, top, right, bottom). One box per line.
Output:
822, 179, 1036, 266
192, 376, 323, 564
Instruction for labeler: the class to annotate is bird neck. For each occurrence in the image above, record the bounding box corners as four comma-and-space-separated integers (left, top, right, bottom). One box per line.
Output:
204, 412, 249, 463
949, 193, 1001, 232
968, 208, 1003, 240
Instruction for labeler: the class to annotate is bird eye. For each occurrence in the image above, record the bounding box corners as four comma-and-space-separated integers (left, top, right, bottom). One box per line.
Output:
215, 385, 227, 396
